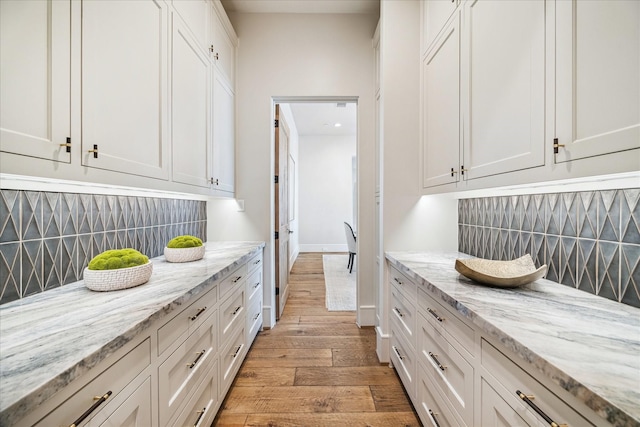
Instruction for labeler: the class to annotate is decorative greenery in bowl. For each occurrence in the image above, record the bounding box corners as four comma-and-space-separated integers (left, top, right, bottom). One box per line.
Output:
164, 235, 205, 263
84, 248, 153, 291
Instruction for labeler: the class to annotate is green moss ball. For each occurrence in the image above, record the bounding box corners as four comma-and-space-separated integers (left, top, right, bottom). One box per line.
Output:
167, 235, 203, 248
88, 249, 149, 270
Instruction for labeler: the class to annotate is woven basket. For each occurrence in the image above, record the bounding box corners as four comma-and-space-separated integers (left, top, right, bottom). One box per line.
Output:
164, 245, 206, 263
83, 262, 153, 292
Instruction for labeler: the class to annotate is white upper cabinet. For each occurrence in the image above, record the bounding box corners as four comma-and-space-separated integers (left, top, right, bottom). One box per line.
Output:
462, 0, 546, 180
171, 12, 212, 188
555, 0, 640, 163
172, 0, 209, 51
0, 0, 71, 163
81, 0, 170, 180
422, 12, 461, 188
422, 0, 458, 55
210, 1, 237, 87
212, 72, 235, 194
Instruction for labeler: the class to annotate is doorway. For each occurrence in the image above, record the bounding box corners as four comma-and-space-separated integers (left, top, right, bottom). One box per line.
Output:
273, 98, 358, 320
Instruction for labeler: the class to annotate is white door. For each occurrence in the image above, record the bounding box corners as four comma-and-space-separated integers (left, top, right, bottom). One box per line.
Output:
422, 12, 461, 188
81, 0, 169, 180
171, 13, 211, 188
555, 0, 640, 163
211, 72, 235, 193
274, 105, 290, 319
462, 0, 546, 180
0, 0, 71, 163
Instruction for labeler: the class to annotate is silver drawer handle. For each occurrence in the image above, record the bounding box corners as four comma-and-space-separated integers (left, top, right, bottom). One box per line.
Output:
232, 275, 243, 283
393, 307, 404, 318
232, 345, 242, 358
516, 390, 568, 427
253, 282, 260, 289
253, 312, 260, 321
427, 307, 444, 322
186, 350, 206, 369
392, 345, 405, 361
193, 404, 208, 427
393, 277, 403, 285
232, 306, 242, 315
428, 352, 446, 371
253, 259, 261, 265
189, 307, 206, 321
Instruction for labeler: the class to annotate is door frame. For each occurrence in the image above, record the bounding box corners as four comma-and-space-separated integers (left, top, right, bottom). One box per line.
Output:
271, 96, 360, 323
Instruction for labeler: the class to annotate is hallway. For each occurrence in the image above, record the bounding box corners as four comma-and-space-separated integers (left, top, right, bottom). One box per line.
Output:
212, 253, 420, 426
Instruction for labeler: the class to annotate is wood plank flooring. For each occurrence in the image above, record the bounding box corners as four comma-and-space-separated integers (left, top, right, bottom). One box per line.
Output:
212, 253, 420, 427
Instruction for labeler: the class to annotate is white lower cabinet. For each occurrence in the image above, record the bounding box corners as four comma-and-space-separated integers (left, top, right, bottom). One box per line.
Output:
388, 260, 603, 427
17, 250, 263, 427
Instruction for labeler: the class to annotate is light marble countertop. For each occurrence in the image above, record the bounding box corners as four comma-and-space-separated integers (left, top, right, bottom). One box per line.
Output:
386, 251, 640, 427
0, 241, 265, 425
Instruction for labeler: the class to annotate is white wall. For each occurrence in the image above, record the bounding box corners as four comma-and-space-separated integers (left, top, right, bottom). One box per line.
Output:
298, 134, 356, 252
207, 12, 378, 327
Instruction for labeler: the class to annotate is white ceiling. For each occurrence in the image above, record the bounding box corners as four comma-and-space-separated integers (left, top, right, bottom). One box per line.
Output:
287, 102, 357, 136
221, 0, 379, 15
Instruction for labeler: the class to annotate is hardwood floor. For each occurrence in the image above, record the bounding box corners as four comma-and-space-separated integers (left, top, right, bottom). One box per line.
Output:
212, 252, 421, 427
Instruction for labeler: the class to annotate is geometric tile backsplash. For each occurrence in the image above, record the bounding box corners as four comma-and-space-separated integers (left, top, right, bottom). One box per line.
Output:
0, 189, 206, 305
458, 188, 640, 308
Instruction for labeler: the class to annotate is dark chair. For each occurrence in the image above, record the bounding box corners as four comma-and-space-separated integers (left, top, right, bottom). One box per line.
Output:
343, 222, 357, 273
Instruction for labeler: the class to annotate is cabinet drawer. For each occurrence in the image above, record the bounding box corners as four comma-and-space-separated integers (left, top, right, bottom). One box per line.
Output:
417, 363, 461, 427
390, 325, 417, 401
219, 325, 246, 397
219, 287, 245, 345
480, 378, 540, 427
219, 263, 247, 299
389, 266, 417, 300
34, 339, 150, 427
419, 312, 473, 426
247, 251, 263, 275
418, 287, 474, 356
86, 376, 152, 427
158, 284, 218, 356
246, 265, 262, 304
159, 311, 217, 427
481, 339, 596, 427
171, 360, 218, 427
247, 292, 263, 344
391, 283, 417, 348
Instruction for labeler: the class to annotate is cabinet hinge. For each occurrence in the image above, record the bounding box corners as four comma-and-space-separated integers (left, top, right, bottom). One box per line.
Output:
274, 119, 279, 128
59, 137, 71, 153
274, 175, 279, 184
275, 231, 279, 239
553, 138, 565, 154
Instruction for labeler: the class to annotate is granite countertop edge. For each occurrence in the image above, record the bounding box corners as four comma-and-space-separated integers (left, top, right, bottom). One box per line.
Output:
0, 241, 265, 425
385, 251, 640, 427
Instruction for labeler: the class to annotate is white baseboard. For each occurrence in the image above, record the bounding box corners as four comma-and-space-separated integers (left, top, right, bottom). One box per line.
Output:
262, 305, 274, 329
357, 305, 376, 327
299, 244, 348, 253
376, 326, 390, 363
289, 247, 299, 270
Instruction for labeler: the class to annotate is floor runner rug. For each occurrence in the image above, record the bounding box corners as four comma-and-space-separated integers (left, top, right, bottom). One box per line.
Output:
322, 254, 356, 311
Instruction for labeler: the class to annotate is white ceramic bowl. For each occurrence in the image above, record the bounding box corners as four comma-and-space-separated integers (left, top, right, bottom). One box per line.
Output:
164, 245, 206, 263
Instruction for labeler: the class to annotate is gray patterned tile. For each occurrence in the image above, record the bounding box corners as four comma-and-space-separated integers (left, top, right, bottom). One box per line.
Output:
199, 200, 207, 222
560, 237, 577, 288
508, 230, 519, 259
22, 240, 42, 297
0, 242, 20, 304
519, 231, 532, 258
137, 197, 148, 227
458, 200, 466, 226
77, 234, 92, 278
91, 232, 105, 259
545, 193, 561, 236
521, 195, 533, 232
532, 233, 545, 269
78, 194, 92, 234
104, 231, 117, 251
61, 236, 78, 285
92, 195, 105, 233
116, 230, 127, 249
490, 228, 501, 260
482, 198, 491, 227
104, 196, 117, 232
475, 227, 486, 259
578, 192, 597, 239
491, 197, 502, 228
125, 196, 137, 229
620, 244, 639, 307
621, 188, 640, 244
0, 190, 20, 243
43, 192, 61, 238
145, 197, 155, 227
561, 193, 578, 237
545, 235, 560, 283
458, 224, 467, 253
577, 238, 597, 295
61, 193, 77, 236
43, 238, 61, 290
532, 194, 545, 233
116, 196, 128, 230
597, 241, 619, 302
598, 190, 620, 242
468, 226, 477, 255
22, 191, 42, 240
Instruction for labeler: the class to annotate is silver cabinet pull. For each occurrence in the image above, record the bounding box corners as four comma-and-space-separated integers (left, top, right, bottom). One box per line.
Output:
428, 409, 442, 427
186, 350, 206, 369
428, 352, 446, 371
232, 306, 242, 315
190, 307, 206, 321
393, 307, 404, 318
427, 307, 444, 322
392, 345, 405, 360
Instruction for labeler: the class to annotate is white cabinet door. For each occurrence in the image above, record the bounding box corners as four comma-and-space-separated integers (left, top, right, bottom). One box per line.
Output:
210, 4, 236, 87
462, 0, 545, 180
480, 379, 538, 427
422, 0, 458, 54
171, 13, 212, 188
88, 377, 152, 427
172, 0, 209, 51
212, 72, 235, 194
0, 0, 71, 163
422, 13, 461, 188
555, 0, 640, 163
81, 0, 169, 180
